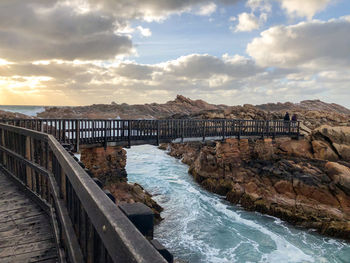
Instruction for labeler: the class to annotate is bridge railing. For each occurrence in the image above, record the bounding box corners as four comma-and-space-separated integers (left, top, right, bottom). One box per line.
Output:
0, 123, 166, 263
1, 119, 300, 148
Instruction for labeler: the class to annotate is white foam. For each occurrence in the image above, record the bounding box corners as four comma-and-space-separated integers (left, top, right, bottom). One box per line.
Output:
126, 145, 350, 263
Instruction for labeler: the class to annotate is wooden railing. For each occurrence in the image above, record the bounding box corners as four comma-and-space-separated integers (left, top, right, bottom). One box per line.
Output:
1, 119, 300, 149
0, 123, 166, 263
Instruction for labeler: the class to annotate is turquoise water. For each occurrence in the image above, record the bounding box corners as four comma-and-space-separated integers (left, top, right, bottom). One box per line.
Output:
126, 145, 350, 263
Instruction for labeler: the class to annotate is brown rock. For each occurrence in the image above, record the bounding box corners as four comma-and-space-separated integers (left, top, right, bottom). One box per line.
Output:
253, 138, 274, 160
312, 140, 338, 161
333, 143, 350, 161
325, 162, 350, 195
314, 125, 350, 145
278, 139, 313, 159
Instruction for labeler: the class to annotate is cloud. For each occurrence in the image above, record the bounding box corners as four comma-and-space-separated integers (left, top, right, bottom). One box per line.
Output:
196, 2, 217, 16
0, 1, 132, 61
0, 53, 264, 105
85, 0, 236, 21
247, 17, 350, 69
247, 0, 272, 13
137, 26, 152, 37
233, 12, 267, 32
279, 0, 332, 19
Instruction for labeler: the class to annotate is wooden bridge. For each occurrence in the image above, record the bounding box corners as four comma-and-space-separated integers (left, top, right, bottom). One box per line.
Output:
1, 119, 300, 150
0, 119, 300, 262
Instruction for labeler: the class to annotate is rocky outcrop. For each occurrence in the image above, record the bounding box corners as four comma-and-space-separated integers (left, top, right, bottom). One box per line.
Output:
0, 110, 32, 120
38, 95, 228, 119
81, 146, 163, 222
81, 146, 127, 184
312, 125, 350, 161
162, 138, 350, 240
35, 96, 350, 131
257, 99, 350, 115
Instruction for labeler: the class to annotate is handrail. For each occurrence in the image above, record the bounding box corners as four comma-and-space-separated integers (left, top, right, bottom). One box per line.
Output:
0, 119, 301, 150
0, 123, 166, 263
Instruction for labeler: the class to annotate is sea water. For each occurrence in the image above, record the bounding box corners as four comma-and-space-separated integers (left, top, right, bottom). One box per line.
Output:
126, 145, 350, 263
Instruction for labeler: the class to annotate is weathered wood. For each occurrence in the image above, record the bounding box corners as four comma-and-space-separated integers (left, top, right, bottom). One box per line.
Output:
0, 119, 301, 263
1, 119, 300, 149
0, 172, 58, 263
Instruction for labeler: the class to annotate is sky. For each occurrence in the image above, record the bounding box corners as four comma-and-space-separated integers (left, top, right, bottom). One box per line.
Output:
0, 0, 349, 107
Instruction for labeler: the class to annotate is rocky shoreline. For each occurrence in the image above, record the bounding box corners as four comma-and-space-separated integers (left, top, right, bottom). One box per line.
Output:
80, 146, 163, 223
160, 125, 350, 240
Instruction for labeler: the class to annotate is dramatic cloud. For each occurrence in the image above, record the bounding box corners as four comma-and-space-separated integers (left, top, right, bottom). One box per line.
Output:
247, 17, 350, 69
0, 0, 349, 107
0, 1, 133, 61
0, 54, 264, 105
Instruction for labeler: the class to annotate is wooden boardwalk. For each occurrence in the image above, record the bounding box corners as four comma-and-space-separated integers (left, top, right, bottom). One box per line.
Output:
1, 119, 301, 150
0, 172, 58, 263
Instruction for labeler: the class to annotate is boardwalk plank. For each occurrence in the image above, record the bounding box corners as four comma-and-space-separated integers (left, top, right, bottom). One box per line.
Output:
0, 172, 58, 263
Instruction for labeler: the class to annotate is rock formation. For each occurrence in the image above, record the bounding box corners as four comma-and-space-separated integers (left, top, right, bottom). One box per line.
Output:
80, 146, 163, 222
2, 96, 349, 133
0, 110, 32, 120
37, 95, 228, 119
161, 133, 350, 240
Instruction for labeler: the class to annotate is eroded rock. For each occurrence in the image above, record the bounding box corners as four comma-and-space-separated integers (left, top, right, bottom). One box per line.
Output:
163, 139, 350, 240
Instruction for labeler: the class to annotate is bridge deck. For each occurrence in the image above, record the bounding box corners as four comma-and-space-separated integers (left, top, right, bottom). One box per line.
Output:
0, 172, 58, 263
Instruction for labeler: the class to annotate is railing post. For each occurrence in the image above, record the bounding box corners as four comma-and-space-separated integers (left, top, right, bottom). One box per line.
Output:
288, 121, 291, 135
202, 121, 205, 142
238, 120, 241, 140
25, 136, 33, 189
297, 121, 300, 139
181, 120, 184, 143
128, 120, 131, 148
75, 120, 80, 152
1, 127, 6, 166
266, 120, 269, 138
156, 120, 160, 146
104, 120, 107, 149
222, 119, 225, 141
